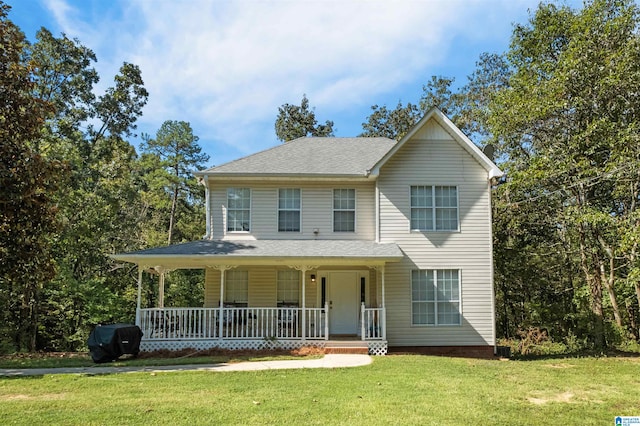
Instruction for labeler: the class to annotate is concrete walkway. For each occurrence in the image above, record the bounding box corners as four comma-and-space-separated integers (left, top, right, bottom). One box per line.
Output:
0, 354, 372, 377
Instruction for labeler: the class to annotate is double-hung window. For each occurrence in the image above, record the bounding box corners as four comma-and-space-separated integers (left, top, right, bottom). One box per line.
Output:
410, 185, 458, 231
227, 188, 251, 232
278, 189, 301, 232
333, 189, 355, 232
277, 270, 300, 305
225, 270, 248, 305
411, 269, 461, 326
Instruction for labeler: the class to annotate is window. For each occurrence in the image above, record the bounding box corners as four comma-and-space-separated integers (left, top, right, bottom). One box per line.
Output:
227, 188, 250, 232
277, 270, 300, 304
333, 189, 355, 232
410, 186, 458, 231
225, 270, 248, 304
411, 269, 460, 326
278, 189, 301, 232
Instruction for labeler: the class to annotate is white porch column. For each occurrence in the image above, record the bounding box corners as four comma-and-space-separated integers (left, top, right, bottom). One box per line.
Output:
219, 267, 226, 340
289, 265, 317, 342
361, 302, 366, 341
213, 265, 234, 340
301, 270, 306, 342
324, 301, 329, 340
157, 267, 166, 308
381, 265, 386, 340
135, 265, 143, 326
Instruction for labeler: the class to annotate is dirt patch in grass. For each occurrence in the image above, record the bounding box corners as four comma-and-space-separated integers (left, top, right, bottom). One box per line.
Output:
527, 389, 608, 405
544, 363, 575, 369
6, 393, 67, 401
528, 391, 574, 405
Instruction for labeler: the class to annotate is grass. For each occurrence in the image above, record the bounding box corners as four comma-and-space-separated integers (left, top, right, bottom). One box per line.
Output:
1, 355, 639, 425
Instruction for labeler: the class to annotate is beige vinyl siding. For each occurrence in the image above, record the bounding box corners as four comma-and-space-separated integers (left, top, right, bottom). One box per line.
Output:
204, 267, 321, 308
204, 268, 220, 307
209, 181, 376, 240
378, 119, 494, 346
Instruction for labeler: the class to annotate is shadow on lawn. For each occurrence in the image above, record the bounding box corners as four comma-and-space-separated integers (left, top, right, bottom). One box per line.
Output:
512, 349, 640, 361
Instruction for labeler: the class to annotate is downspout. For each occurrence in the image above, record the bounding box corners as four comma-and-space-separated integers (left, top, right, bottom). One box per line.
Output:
203, 175, 211, 239
375, 182, 380, 243
488, 179, 497, 355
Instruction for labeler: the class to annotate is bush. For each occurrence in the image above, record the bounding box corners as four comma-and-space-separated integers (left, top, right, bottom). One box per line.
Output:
498, 328, 569, 357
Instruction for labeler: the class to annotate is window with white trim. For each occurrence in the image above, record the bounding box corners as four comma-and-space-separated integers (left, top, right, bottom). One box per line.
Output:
411, 269, 460, 326
277, 270, 300, 304
410, 186, 458, 231
278, 188, 301, 232
227, 188, 251, 232
225, 270, 248, 304
333, 189, 355, 232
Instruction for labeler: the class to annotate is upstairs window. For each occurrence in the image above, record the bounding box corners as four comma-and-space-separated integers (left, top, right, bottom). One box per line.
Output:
227, 188, 251, 232
333, 189, 355, 232
278, 188, 301, 232
411, 269, 460, 326
410, 186, 458, 231
225, 270, 248, 304
277, 270, 300, 305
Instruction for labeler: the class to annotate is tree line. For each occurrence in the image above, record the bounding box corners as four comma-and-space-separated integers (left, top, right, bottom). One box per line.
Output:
2, 0, 639, 353
0, 2, 209, 352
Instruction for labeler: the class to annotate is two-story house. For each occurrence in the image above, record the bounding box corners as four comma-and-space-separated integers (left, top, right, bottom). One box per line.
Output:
113, 107, 503, 356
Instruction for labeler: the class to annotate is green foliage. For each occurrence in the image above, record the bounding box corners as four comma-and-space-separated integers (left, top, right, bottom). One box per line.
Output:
419, 75, 459, 116
0, 2, 181, 352
164, 270, 205, 308
361, 56, 510, 142
274, 94, 334, 142
139, 120, 208, 245
0, 3, 66, 351
490, 0, 640, 348
360, 101, 420, 140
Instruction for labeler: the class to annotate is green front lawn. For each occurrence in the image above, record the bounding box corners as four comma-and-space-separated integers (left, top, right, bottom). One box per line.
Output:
1, 355, 638, 425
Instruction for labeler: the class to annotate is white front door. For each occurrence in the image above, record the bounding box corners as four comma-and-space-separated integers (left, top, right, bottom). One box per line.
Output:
328, 272, 359, 335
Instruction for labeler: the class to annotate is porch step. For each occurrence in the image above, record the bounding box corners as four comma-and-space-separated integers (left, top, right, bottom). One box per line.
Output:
324, 340, 369, 355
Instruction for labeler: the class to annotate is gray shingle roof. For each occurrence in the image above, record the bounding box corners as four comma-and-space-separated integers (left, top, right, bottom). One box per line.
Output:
199, 137, 396, 177
113, 239, 403, 261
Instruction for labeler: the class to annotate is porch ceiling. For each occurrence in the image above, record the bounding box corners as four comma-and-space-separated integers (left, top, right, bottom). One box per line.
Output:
111, 239, 404, 268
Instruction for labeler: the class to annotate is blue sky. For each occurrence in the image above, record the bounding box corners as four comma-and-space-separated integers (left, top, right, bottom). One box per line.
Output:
9, 0, 581, 167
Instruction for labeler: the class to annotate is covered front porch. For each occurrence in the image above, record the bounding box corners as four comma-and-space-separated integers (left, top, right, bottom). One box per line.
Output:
113, 239, 403, 355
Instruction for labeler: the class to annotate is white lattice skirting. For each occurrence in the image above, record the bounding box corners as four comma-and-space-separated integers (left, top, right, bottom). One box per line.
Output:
367, 341, 388, 356
140, 339, 325, 353
140, 339, 388, 355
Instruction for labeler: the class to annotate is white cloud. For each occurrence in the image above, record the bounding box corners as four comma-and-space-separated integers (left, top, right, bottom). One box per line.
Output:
43, 0, 543, 164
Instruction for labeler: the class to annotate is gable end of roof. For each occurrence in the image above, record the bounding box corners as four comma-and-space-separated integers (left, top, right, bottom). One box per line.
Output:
369, 107, 503, 179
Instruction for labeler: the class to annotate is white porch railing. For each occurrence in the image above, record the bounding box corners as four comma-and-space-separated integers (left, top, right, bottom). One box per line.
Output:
361, 304, 385, 340
138, 306, 329, 341
139, 304, 385, 342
